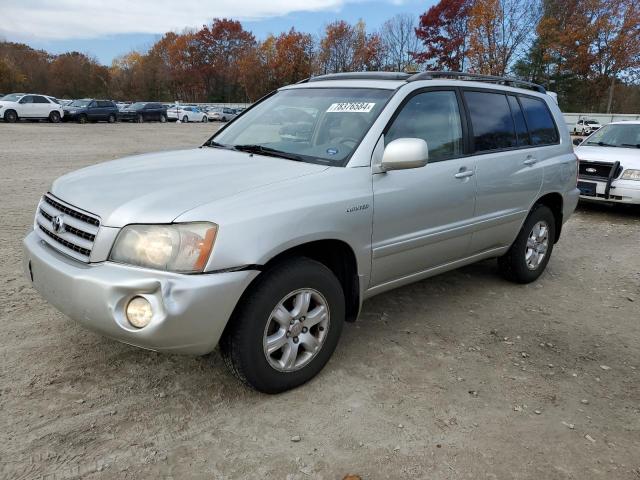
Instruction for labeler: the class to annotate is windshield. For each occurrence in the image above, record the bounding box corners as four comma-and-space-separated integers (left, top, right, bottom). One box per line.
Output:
209, 88, 393, 165
129, 102, 146, 109
70, 100, 90, 107
585, 120, 599, 125
585, 123, 640, 148
1, 93, 24, 102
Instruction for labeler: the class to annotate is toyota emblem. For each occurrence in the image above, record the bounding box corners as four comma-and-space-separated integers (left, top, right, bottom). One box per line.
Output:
52, 214, 65, 234
585, 167, 597, 173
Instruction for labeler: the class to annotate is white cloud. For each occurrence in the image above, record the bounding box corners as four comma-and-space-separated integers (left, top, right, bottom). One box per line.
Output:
0, 0, 367, 40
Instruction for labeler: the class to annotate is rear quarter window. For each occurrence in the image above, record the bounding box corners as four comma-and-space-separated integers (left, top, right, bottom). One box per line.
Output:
519, 96, 559, 145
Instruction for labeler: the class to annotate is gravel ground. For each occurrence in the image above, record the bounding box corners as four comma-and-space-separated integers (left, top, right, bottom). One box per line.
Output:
1, 123, 639, 480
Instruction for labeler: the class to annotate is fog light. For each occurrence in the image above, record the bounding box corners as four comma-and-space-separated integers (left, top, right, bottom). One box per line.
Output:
126, 296, 153, 328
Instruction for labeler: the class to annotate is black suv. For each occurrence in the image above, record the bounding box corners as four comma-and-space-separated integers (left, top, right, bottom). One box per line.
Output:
63, 99, 119, 123
119, 102, 168, 123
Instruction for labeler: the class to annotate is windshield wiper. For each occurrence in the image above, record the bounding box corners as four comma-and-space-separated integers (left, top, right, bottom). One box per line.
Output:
206, 140, 235, 150
621, 143, 640, 149
233, 144, 304, 162
585, 141, 617, 147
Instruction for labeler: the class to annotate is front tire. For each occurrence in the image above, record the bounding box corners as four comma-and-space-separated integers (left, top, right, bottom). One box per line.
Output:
498, 204, 556, 284
108, 113, 116, 123
220, 257, 345, 393
182, 115, 188, 123
202, 115, 208, 123
4, 110, 18, 123
78, 114, 88, 124
160, 114, 167, 123
136, 114, 144, 123
49, 111, 61, 123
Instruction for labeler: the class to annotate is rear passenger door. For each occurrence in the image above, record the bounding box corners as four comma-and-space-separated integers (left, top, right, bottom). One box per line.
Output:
371, 89, 477, 286
463, 90, 546, 255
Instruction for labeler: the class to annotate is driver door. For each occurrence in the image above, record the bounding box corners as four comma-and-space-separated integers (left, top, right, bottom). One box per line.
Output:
371, 89, 477, 287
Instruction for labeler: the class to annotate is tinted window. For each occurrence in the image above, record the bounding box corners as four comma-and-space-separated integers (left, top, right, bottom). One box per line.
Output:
33, 96, 50, 104
465, 91, 516, 151
519, 96, 559, 145
507, 96, 530, 146
386, 90, 463, 162
20, 95, 34, 104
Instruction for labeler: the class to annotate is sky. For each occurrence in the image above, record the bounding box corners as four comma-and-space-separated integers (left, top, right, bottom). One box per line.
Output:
0, 0, 434, 65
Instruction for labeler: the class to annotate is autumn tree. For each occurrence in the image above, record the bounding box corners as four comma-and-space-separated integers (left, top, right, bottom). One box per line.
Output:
537, 0, 640, 111
414, 0, 472, 71
466, 0, 541, 76
319, 20, 383, 73
195, 18, 256, 101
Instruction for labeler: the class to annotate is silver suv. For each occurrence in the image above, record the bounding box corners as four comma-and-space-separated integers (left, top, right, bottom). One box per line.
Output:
24, 72, 579, 393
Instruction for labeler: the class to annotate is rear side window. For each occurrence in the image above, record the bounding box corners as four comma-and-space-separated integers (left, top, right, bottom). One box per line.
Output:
464, 91, 516, 151
507, 96, 530, 146
20, 95, 34, 104
386, 90, 464, 162
33, 96, 50, 104
519, 97, 559, 145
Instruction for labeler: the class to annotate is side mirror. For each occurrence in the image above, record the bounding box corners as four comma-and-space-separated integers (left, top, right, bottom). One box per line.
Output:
380, 138, 429, 172
573, 138, 582, 146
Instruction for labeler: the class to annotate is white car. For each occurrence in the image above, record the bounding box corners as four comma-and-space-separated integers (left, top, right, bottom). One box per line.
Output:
0, 93, 64, 123
575, 121, 640, 204
167, 106, 208, 123
574, 119, 601, 136
206, 107, 237, 122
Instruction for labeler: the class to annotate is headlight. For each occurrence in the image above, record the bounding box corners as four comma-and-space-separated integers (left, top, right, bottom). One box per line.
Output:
110, 222, 218, 272
621, 169, 640, 181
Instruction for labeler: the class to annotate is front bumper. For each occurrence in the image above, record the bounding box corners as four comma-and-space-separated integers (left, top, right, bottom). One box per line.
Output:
23, 231, 258, 355
578, 178, 640, 204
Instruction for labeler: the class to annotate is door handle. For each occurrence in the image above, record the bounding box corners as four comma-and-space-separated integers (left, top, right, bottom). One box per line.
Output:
454, 168, 474, 179
524, 156, 538, 166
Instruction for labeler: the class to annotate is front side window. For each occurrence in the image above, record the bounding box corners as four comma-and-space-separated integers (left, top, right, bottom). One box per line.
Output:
519, 96, 559, 145
465, 91, 516, 152
70, 100, 90, 107
385, 90, 463, 162
211, 88, 393, 165
20, 95, 34, 104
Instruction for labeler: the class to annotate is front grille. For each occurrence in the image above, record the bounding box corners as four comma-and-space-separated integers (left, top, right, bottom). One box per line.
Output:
35, 193, 100, 262
579, 161, 622, 181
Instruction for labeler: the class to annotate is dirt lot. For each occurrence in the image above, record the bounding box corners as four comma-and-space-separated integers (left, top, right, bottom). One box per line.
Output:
1, 123, 639, 479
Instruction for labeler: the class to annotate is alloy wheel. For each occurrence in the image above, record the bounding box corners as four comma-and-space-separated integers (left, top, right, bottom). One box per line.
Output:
525, 220, 549, 270
263, 288, 330, 372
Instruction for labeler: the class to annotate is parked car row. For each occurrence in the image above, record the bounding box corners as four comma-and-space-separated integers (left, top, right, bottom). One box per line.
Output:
1, 93, 246, 124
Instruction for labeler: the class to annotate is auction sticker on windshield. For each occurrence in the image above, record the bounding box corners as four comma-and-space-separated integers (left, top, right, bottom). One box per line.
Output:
326, 102, 376, 113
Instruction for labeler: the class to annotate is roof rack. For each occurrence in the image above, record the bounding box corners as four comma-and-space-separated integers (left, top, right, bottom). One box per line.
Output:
307, 72, 412, 82
408, 71, 546, 93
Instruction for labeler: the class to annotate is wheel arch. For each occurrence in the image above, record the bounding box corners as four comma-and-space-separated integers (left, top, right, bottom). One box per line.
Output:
237, 239, 361, 323
534, 192, 563, 243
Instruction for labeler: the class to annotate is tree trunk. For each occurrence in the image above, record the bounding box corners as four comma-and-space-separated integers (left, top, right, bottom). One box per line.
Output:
606, 76, 615, 114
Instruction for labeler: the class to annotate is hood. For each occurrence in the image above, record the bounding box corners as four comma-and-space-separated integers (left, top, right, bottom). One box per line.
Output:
0, 101, 17, 108
51, 147, 328, 227
575, 145, 640, 167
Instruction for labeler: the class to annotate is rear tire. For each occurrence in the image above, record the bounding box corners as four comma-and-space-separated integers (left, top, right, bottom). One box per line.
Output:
160, 114, 167, 123
202, 116, 208, 123
182, 115, 188, 123
220, 257, 345, 393
498, 204, 556, 284
78, 114, 88, 124
4, 110, 18, 123
49, 111, 61, 123
136, 114, 144, 123
108, 113, 116, 123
